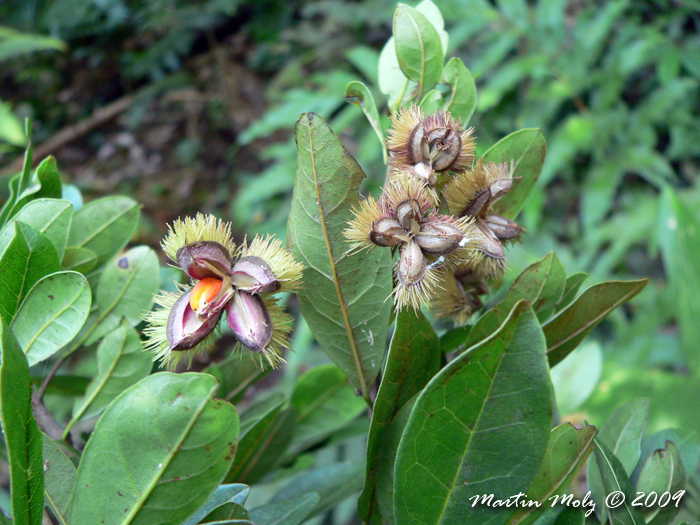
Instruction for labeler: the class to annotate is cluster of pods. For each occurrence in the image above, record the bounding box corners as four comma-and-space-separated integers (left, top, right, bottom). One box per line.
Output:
344, 104, 524, 324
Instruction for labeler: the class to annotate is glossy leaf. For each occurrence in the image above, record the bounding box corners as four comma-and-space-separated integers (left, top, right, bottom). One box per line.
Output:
393, 3, 444, 99
441, 57, 477, 124
394, 301, 553, 525
463, 252, 566, 350
358, 308, 441, 523
550, 341, 602, 415
67, 322, 153, 434
415, 0, 448, 52
287, 113, 393, 400
182, 484, 249, 525
7, 156, 63, 220
0, 198, 72, 259
0, 222, 61, 324
637, 441, 685, 525
287, 364, 367, 455
67, 195, 140, 268
66, 373, 240, 525
0, 134, 32, 227
345, 81, 386, 163
11, 271, 90, 366
555, 272, 588, 313
545, 279, 648, 366
378, 36, 413, 112
43, 434, 76, 525
249, 492, 320, 525
237, 392, 286, 438
592, 439, 644, 525
588, 398, 649, 523
82, 245, 159, 346
62, 247, 97, 274
0, 318, 44, 525
658, 185, 700, 372
226, 407, 295, 484
508, 424, 596, 525
271, 462, 364, 519
552, 507, 585, 525
483, 129, 547, 220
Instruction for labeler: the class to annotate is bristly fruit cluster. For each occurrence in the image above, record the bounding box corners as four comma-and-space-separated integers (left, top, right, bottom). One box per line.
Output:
344, 104, 524, 322
142, 213, 303, 368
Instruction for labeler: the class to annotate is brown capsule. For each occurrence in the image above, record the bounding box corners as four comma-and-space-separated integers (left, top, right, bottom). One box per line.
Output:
231, 256, 279, 294
395, 200, 422, 231
462, 189, 491, 219
167, 291, 222, 351
177, 241, 232, 280
414, 219, 464, 256
397, 239, 426, 285
427, 127, 463, 172
485, 214, 524, 241
407, 122, 428, 165
225, 292, 273, 353
369, 217, 405, 248
489, 177, 513, 201
476, 221, 506, 259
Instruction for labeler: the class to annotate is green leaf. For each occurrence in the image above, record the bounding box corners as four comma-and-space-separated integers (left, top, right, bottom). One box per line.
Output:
555, 272, 588, 313
419, 88, 444, 114
271, 462, 364, 519
552, 507, 585, 525
237, 392, 286, 438
42, 434, 76, 525
0, 198, 73, 260
0, 222, 61, 324
0, 100, 26, 147
544, 279, 648, 366
81, 245, 159, 346
6, 156, 63, 222
394, 301, 553, 525
482, 129, 547, 220
463, 252, 567, 350
226, 407, 295, 484
393, 3, 444, 99
249, 492, 320, 525
414, 0, 448, 52
657, 185, 700, 373
592, 439, 644, 525
0, 28, 65, 62
0, 318, 44, 525
66, 322, 152, 435
10, 270, 91, 366
441, 58, 477, 124
287, 364, 367, 455
378, 36, 414, 113
634, 429, 700, 484
636, 441, 685, 525
66, 373, 240, 525
61, 246, 97, 274
588, 399, 649, 523
358, 309, 441, 524
550, 341, 602, 415
508, 424, 596, 525
0, 131, 32, 228
287, 113, 393, 400
182, 484, 249, 525
438, 326, 471, 354
345, 81, 387, 164
67, 195, 140, 268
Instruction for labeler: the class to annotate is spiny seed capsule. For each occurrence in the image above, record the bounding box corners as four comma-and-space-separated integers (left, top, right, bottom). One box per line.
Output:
485, 214, 524, 241
176, 241, 232, 280
369, 217, 404, 247
395, 199, 423, 231
398, 239, 426, 285
414, 221, 465, 256
230, 256, 279, 294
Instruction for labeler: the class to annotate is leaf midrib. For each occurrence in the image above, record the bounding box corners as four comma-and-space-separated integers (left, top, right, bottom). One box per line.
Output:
120, 382, 217, 525
306, 125, 368, 399
74, 201, 135, 248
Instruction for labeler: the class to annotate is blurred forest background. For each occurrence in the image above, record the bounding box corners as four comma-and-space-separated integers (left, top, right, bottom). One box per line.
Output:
1, 0, 699, 442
